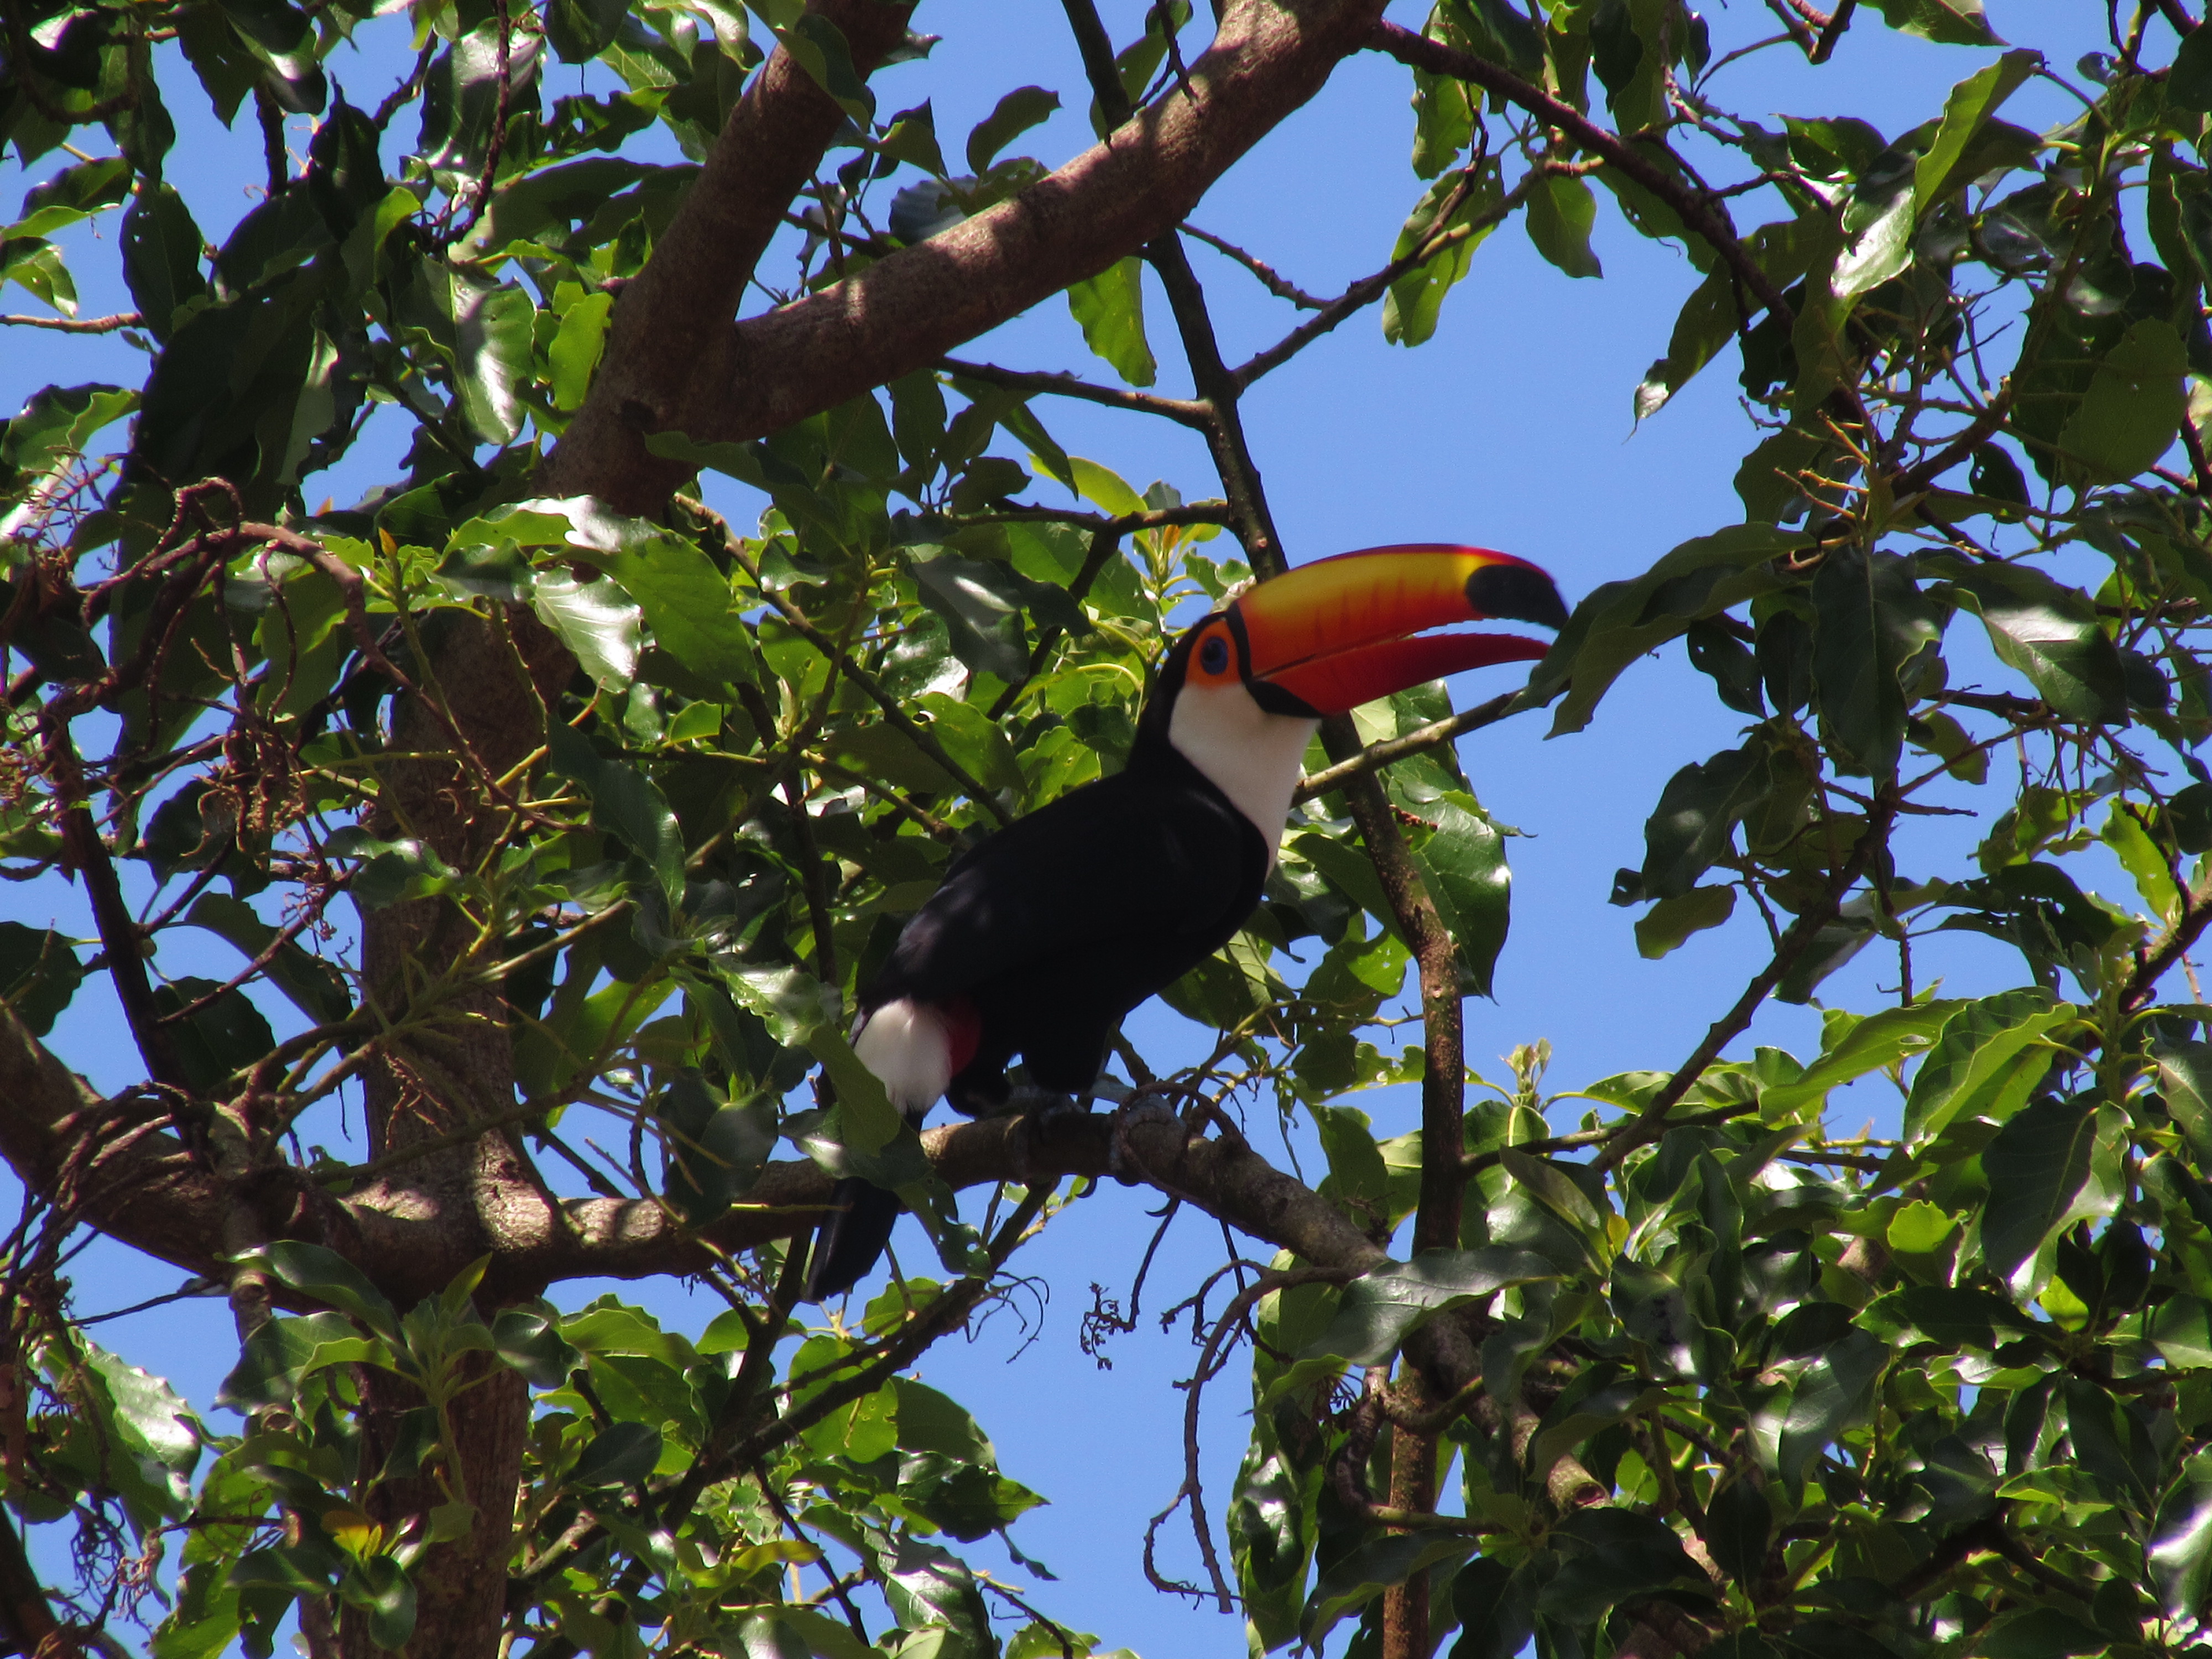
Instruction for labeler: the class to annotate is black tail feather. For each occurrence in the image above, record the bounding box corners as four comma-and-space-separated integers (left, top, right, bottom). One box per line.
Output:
802, 1177, 902, 1302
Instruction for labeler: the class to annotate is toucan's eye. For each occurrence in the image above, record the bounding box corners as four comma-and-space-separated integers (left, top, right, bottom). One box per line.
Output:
1198, 635, 1230, 675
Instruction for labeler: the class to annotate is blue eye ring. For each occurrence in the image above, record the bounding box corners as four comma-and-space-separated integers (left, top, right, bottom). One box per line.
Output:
1198, 635, 1231, 675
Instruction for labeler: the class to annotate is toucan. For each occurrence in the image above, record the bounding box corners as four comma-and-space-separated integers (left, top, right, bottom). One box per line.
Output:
802, 544, 1568, 1300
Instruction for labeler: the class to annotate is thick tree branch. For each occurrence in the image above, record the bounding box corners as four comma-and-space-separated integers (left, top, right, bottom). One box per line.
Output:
538, 0, 922, 508
556, 0, 1392, 514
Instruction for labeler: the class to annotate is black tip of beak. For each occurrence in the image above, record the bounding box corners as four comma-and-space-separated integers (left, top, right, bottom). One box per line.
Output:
1466, 563, 1569, 632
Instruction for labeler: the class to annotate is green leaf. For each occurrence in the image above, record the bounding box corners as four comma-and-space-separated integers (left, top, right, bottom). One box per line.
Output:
545, 0, 627, 60
2176, 29, 2212, 113
1868, 0, 2001, 47
1975, 1610, 2109, 1657
1384, 161, 1505, 347
2146, 1295, 2212, 1370
2159, 1042, 2212, 1164
453, 280, 535, 445
772, 11, 875, 123
1902, 990, 2070, 1138
1531, 525, 1798, 735
1759, 998, 1958, 1121
1945, 562, 2127, 724
1524, 174, 1600, 279
1860, 1284, 2032, 1348
548, 289, 613, 412
531, 571, 643, 690
340, 1555, 415, 1650
966, 86, 1058, 174
909, 551, 1032, 681
2058, 318, 2187, 484
1536, 1509, 1701, 1622
1448, 1555, 1536, 1659
915, 692, 1026, 798
1704, 1481, 1771, 1586
1833, 178, 1913, 299
1810, 546, 1940, 778
878, 105, 948, 177
0, 922, 85, 1036
491, 1303, 584, 1388
658, 1071, 775, 1222
1410, 65, 1474, 180
591, 537, 757, 690
545, 724, 686, 906
571, 1421, 664, 1486
1635, 885, 1734, 958
1066, 258, 1155, 387
1980, 1093, 2098, 1287
1302, 1533, 1472, 1648
2, 382, 136, 494
1406, 790, 1511, 995
878, 1537, 994, 1651
1777, 1327, 1889, 1480
119, 184, 207, 344
241, 1242, 402, 1342
1637, 215, 1834, 419
1295, 1248, 1559, 1369
1640, 743, 1766, 899
1914, 51, 2039, 211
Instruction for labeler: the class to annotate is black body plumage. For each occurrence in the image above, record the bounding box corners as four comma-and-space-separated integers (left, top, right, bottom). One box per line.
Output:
803, 639, 1270, 1300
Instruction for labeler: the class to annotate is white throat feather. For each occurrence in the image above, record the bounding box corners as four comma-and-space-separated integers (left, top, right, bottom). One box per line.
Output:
1165, 682, 1317, 864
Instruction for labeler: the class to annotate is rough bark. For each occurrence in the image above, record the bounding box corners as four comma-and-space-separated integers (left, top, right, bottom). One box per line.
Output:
536, 0, 921, 510
541, 0, 1392, 511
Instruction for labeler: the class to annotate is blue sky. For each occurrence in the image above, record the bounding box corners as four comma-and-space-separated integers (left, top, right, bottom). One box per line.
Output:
0, 1, 2141, 1652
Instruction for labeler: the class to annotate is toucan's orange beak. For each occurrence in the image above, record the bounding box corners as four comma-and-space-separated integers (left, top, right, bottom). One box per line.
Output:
1230, 544, 1567, 716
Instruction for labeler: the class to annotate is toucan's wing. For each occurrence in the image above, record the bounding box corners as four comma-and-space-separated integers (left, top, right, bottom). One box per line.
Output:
866, 764, 1263, 1006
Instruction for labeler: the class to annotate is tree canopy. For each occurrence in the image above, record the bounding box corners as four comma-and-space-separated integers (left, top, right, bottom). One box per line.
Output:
8, 0, 2212, 1656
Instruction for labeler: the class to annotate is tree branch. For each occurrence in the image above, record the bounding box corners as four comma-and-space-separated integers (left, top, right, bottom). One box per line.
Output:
539, 0, 923, 509
1292, 691, 1525, 805
940, 358, 1210, 427
0, 311, 141, 333
1364, 22, 1793, 328
1595, 793, 1896, 1171
584, 0, 1393, 505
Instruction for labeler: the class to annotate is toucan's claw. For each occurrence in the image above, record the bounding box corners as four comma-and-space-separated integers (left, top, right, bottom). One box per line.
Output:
1008, 1089, 1084, 1185
1108, 1094, 1182, 1187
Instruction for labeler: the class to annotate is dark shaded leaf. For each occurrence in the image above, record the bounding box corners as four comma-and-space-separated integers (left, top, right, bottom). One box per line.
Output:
965, 86, 1058, 174
0, 922, 84, 1035
1980, 1093, 2098, 1285
571, 1421, 662, 1486
1945, 562, 2127, 724
1809, 546, 1941, 779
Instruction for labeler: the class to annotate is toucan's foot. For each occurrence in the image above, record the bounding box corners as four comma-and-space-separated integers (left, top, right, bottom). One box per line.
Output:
1108, 1094, 1181, 1187
1008, 1091, 1083, 1185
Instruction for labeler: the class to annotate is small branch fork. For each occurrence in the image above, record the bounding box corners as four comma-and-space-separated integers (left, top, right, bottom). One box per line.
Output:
1595, 790, 1899, 1173
1365, 22, 1795, 330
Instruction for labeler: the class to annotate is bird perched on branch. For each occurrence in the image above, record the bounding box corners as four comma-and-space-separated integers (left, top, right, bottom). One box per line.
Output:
802, 544, 1568, 1300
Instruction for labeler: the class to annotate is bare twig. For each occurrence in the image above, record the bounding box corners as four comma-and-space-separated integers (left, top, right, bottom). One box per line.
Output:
1179, 222, 1329, 309
938, 358, 1210, 428
0, 312, 142, 333
1292, 688, 1525, 804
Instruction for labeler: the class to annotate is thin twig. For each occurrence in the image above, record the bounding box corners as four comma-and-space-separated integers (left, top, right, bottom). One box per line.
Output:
1292, 688, 1525, 804
1178, 223, 1328, 309
938, 358, 1210, 428
0, 311, 142, 333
